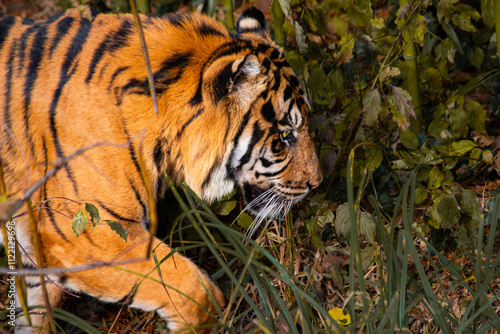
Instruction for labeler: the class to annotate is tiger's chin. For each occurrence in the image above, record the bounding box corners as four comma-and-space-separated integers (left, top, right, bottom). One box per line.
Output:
240, 183, 307, 236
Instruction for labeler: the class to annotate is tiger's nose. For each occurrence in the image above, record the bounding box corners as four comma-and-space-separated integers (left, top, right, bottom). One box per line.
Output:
306, 174, 322, 190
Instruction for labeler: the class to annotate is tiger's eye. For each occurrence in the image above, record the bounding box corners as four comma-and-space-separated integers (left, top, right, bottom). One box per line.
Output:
281, 130, 291, 138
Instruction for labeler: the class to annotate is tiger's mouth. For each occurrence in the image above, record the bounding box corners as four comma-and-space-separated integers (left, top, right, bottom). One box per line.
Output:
241, 183, 305, 217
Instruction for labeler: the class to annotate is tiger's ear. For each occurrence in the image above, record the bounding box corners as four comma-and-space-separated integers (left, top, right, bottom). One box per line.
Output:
228, 54, 265, 106
236, 8, 271, 41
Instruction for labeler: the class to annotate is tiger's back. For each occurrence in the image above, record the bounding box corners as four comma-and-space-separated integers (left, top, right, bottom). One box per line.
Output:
0, 8, 322, 333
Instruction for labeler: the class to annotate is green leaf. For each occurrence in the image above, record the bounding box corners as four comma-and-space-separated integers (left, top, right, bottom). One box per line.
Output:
428, 167, 444, 190
391, 86, 415, 131
85, 203, 100, 227
451, 12, 477, 33
107, 220, 128, 242
460, 190, 483, 224
449, 107, 468, 138
470, 46, 484, 70
466, 100, 486, 133
294, 21, 308, 53
359, 211, 375, 243
213, 200, 237, 216
308, 65, 327, 101
378, 66, 400, 82
72, 210, 88, 237
415, 187, 428, 205
480, 0, 495, 28
423, 68, 442, 94
362, 89, 382, 126
334, 203, 350, 237
364, 145, 383, 172
400, 130, 418, 150
306, 219, 325, 249
344, 5, 371, 28
483, 150, 494, 165
469, 148, 483, 166
437, 195, 461, 228
326, 68, 344, 98
237, 212, 254, 228
450, 140, 477, 156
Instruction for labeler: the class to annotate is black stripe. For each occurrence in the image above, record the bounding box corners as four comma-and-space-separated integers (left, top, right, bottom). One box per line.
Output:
212, 62, 234, 101
130, 181, 148, 223
236, 122, 265, 170
86, 19, 133, 83
108, 66, 129, 89
0, 15, 15, 51
49, 16, 75, 58
201, 157, 222, 189
176, 108, 204, 139
3, 40, 16, 140
49, 19, 92, 195
256, 158, 291, 178
21, 17, 35, 25
261, 100, 276, 123
46, 205, 70, 242
189, 40, 252, 106
121, 52, 192, 97
153, 137, 168, 173
165, 13, 189, 27
226, 110, 252, 178
17, 26, 37, 73
23, 25, 48, 156
198, 22, 226, 37
117, 284, 138, 306
98, 202, 139, 224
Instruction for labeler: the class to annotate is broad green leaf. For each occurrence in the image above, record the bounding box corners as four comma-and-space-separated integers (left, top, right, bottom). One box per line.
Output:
450, 140, 476, 156
466, 100, 486, 133
450, 108, 468, 138
400, 130, 418, 150
306, 219, 325, 249
428, 167, 444, 190
391, 86, 415, 131
213, 200, 237, 216
428, 116, 449, 139
317, 209, 335, 226
460, 190, 483, 224
469, 148, 483, 166
470, 46, 484, 69
362, 89, 382, 126
423, 68, 442, 94
107, 220, 128, 242
85, 203, 100, 227
345, 5, 371, 28
437, 195, 461, 228
72, 210, 88, 237
364, 145, 383, 172
359, 211, 375, 243
415, 187, 428, 205
378, 66, 401, 82
278, 0, 292, 19
294, 21, 308, 53
434, 39, 456, 63
237, 212, 254, 228
308, 65, 327, 100
361, 246, 376, 270
334, 203, 350, 237
481, 0, 495, 28
429, 207, 441, 229
327, 68, 344, 98
483, 150, 494, 165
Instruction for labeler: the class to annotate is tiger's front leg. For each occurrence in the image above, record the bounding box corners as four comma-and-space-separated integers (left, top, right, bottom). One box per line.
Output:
17, 213, 225, 334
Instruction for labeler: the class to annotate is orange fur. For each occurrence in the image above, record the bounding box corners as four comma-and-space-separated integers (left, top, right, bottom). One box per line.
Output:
0, 8, 321, 333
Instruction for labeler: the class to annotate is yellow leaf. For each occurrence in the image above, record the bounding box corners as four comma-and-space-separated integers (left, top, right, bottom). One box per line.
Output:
328, 308, 351, 327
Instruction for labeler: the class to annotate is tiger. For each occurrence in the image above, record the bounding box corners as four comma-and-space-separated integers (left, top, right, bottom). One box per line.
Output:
0, 6, 322, 334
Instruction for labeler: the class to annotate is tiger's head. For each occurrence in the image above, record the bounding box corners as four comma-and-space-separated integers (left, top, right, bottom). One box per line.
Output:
197, 9, 322, 226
